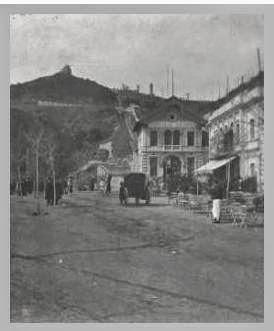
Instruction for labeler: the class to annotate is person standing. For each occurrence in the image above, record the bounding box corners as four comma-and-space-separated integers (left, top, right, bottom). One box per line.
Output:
90, 177, 95, 191
45, 177, 54, 206
105, 174, 112, 195
119, 181, 128, 206
210, 179, 224, 223
68, 177, 73, 194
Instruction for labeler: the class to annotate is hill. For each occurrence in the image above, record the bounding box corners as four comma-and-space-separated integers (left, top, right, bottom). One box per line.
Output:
10, 66, 134, 181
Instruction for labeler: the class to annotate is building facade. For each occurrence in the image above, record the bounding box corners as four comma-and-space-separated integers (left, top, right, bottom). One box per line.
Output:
207, 72, 264, 192
132, 97, 211, 183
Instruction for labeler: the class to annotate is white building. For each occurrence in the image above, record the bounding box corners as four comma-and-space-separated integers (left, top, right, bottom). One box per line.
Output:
205, 71, 264, 192
132, 96, 212, 185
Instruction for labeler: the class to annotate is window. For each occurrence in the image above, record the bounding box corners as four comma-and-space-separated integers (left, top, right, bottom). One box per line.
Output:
250, 163, 255, 177
164, 130, 172, 146
150, 130, 158, 146
187, 157, 195, 177
173, 130, 180, 145
202, 131, 209, 147
150, 157, 158, 177
236, 123, 240, 141
250, 119, 255, 139
187, 131, 195, 146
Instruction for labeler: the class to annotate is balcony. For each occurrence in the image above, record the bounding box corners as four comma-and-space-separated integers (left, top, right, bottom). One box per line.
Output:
140, 145, 208, 153
210, 141, 241, 158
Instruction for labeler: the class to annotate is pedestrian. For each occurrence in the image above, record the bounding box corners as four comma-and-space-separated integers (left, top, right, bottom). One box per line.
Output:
45, 177, 54, 206
21, 178, 27, 197
16, 180, 22, 198
145, 181, 151, 204
67, 177, 73, 194
119, 181, 128, 206
210, 179, 224, 223
55, 180, 64, 205
105, 174, 112, 195
90, 177, 95, 191
63, 179, 68, 195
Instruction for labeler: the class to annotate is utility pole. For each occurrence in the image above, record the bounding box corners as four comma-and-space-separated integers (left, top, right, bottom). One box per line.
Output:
166, 65, 169, 97
226, 75, 230, 95
171, 68, 174, 96
257, 48, 262, 73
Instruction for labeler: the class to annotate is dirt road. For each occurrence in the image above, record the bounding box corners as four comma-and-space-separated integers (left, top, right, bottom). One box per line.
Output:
10, 192, 264, 322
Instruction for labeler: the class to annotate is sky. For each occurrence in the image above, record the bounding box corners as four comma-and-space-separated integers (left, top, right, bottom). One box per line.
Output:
10, 14, 264, 100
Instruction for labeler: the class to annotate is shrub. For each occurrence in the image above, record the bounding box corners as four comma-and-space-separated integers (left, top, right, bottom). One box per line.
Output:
242, 176, 257, 193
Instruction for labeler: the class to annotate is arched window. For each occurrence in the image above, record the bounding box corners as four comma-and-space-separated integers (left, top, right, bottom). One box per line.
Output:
173, 130, 180, 146
150, 130, 158, 146
164, 130, 172, 146
250, 119, 255, 139
236, 123, 240, 142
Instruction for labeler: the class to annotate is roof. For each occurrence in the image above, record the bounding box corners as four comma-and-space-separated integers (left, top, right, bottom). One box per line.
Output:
214, 71, 264, 109
98, 163, 131, 176
76, 160, 110, 173
134, 96, 214, 131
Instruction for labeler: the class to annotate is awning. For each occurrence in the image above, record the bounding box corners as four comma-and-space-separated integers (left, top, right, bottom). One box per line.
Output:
195, 156, 236, 175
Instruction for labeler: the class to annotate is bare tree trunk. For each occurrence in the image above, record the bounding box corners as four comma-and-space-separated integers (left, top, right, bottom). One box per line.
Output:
35, 145, 41, 214
53, 168, 56, 206
43, 178, 46, 200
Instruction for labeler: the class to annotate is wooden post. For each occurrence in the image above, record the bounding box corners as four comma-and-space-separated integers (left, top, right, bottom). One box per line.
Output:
226, 160, 231, 199
35, 142, 40, 214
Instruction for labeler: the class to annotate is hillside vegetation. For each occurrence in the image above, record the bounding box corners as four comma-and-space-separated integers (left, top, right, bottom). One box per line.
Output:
10, 67, 133, 182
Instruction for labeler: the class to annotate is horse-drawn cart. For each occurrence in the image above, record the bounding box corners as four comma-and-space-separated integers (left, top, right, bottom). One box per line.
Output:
124, 173, 151, 205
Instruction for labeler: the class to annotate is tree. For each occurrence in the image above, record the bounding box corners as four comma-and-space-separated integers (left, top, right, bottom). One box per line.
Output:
24, 113, 45, 214
42, 131, 58, 205
10, 124, 27, 197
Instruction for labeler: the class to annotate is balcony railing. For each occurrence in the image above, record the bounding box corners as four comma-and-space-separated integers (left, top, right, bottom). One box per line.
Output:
141, 145, 208, 152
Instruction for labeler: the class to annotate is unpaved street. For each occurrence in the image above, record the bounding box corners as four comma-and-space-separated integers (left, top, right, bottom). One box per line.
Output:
10, 192, 264, 322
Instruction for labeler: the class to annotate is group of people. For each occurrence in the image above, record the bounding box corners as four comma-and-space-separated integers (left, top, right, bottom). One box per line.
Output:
63, 177, 73, 195
10, 177, 33, 197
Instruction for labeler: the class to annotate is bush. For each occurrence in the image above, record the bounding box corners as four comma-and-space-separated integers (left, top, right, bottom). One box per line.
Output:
253, 195, 264, 212
242, 177, 257, 193
166, 175, 198, 194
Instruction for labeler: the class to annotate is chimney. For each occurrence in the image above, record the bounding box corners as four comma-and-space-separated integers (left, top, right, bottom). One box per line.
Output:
186, 93, 190, 101
136, 85, 140, 93
149, 83, 154, 96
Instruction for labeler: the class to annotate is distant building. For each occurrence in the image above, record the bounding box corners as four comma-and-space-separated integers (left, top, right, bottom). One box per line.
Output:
132, 96, 212, 185
204, 71, 264, 193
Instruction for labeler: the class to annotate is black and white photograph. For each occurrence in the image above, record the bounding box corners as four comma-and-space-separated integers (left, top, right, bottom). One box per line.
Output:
10, 12, 264, 323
